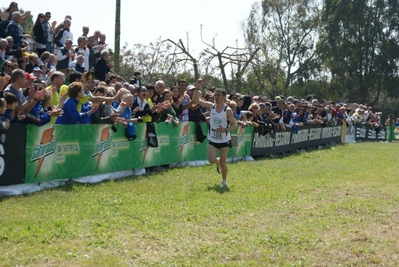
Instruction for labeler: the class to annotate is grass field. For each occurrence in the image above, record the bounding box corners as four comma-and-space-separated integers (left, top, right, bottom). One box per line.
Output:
1, 142, 398, 266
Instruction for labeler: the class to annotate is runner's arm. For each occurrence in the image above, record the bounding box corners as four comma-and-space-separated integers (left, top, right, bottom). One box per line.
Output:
225, 108, 238, 133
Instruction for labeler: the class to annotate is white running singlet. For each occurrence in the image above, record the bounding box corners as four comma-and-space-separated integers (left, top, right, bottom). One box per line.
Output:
208, 104, 231, 143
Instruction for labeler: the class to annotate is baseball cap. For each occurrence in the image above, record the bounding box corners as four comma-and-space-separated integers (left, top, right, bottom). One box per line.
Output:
187, 85, 195, 91
33, 67, 41, 72
25, 72, 35, 80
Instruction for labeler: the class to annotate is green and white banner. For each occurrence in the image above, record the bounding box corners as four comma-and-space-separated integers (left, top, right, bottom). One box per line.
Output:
25, 123, 253, 183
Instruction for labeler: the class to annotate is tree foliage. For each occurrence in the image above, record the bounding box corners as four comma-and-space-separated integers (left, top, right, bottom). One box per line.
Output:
118, 39, 183, 85
317, 0, 399, 105
242, 0, 321, 99
261, 0, 321, 90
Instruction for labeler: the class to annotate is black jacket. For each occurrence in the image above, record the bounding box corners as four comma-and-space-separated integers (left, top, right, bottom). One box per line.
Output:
94, 57, 110, 82
33, 22, 47, 45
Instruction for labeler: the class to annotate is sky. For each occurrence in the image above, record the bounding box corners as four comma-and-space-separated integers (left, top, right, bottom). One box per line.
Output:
9, 0, 257, 55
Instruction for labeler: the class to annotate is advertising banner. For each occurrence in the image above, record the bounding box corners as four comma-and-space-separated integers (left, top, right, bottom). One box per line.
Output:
355, 123, 386, 142
25, 123, 253, 184
252, 124, 342, 156
25, 124, 141, 183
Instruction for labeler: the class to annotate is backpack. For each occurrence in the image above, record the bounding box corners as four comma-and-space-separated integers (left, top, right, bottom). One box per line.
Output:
125, 122, 137, 141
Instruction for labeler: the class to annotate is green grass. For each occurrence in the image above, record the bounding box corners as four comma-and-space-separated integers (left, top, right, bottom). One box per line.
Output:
1, 142, 399, 266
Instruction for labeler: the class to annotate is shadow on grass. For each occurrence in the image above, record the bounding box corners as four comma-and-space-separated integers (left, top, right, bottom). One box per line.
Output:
28, 175, 146, 195
207, 184, 231, 194
252, 142, 346, 161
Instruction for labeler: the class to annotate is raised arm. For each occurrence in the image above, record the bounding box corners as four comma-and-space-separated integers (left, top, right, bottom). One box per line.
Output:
192, 79, 213, 110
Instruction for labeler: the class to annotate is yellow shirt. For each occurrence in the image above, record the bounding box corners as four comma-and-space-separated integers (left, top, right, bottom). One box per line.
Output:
77, 95, 91, 112
46, 84, 68, 107
142, 98, 153, 122
46, 84, 68, 124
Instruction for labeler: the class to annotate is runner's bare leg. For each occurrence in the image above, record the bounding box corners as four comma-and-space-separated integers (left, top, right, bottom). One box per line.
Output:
219, 147, 229, 180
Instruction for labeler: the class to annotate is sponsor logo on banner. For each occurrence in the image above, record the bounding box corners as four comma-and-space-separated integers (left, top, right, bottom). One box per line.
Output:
333, 126, 342, 137
253, 133, 274, 148
275, 131, 291, 147
308, 128, 322, 140
356, 126, 367, 138
291, 129, 308, 144
321, 127, 332, 139
158, 136, 170, 145
55, 143, 80, 162
31, 128, 56, 178
92, 127, 112, 170
178, 123, 190, 157
110, 139, 130, 156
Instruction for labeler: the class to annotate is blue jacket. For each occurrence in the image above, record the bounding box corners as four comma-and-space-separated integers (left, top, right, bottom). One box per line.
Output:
120, 107, 132, 120
24, 101, 51, 126
56, 47, 70, 70
6, 21, 24, 48
55, 97, 91, 124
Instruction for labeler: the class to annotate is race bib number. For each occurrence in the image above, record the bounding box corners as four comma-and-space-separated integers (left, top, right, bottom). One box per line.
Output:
213, 131, 223, 139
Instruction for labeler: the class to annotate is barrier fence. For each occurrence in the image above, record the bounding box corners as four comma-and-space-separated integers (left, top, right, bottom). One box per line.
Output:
1, 122, 253, 186
0, 122, 394, 188
252, 124, 342, 156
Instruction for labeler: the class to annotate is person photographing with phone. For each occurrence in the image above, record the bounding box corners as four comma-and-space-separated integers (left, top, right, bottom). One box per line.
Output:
192, 79, 238, 188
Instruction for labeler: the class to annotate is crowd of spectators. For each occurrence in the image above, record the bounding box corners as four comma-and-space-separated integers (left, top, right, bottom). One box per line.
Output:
0, 1, 397, 141
1, 2, 110, 82
223, 92, 393, 139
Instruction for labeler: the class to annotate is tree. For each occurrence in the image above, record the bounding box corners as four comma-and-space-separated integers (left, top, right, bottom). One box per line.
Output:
263, 0, 321, 91
167, 34, 202, 81
317, 0, 399, 104
241, 2, 284, 98
118, 39, 185, 86
200, 25, 260, 93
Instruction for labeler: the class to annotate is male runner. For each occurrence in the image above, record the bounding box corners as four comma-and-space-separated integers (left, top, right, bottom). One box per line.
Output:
192, 79, 238, 187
